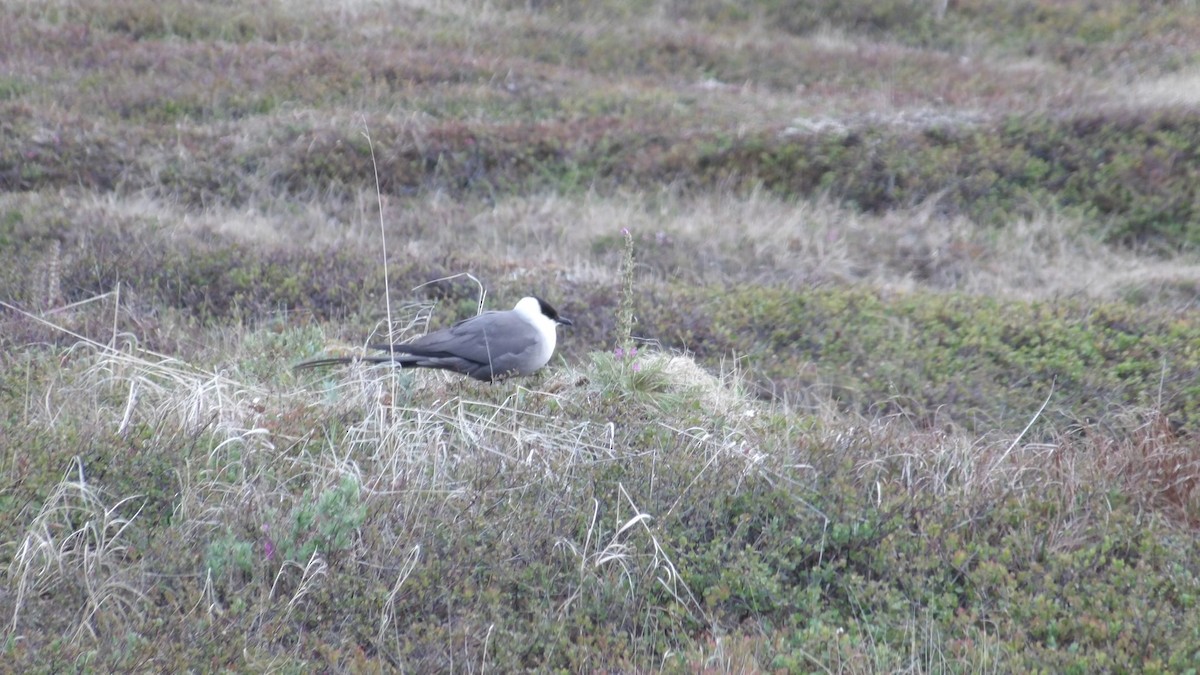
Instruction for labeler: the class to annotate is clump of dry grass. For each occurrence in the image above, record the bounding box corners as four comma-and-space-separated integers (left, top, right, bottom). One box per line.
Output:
8, 457, 147, 643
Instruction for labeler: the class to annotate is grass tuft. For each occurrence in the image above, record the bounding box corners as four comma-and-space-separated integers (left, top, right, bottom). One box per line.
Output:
9, 457, 147, 644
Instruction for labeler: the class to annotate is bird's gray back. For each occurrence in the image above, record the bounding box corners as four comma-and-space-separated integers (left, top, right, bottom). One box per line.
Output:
402, 310, 540, 376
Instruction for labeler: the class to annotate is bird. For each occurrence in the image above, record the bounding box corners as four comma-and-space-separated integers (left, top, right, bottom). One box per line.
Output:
294, 296, 573, 381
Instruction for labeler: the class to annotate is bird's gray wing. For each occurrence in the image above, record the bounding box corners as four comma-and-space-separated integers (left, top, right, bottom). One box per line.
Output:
368, 311, 539, 378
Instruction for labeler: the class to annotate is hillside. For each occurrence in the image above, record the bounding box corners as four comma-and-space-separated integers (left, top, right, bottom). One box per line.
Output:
3, 0, 1200, 670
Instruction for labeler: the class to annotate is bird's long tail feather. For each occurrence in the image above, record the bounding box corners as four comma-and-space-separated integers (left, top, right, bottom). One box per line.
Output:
293, 355, 406, 371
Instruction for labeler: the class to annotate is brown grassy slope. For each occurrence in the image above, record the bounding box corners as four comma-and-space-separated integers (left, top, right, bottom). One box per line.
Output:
3, 0, 1200, 434
5, 0, 1200, 249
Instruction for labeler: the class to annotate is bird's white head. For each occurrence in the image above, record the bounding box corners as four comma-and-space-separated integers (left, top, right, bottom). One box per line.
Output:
514, 295, 572, 346
514, 296, 572, 324
502, 296, 570, 374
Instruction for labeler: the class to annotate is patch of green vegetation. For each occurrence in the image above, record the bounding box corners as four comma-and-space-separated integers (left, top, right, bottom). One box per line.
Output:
207, 530, 255, 579
0, 76, 29, 101
646, 432, 1200, 671
588, 348, 684, 413
279, 474, 367, 564
114, 91, 279, 125
238, 323, 328, 384
291, 113, 1164, 243
695, 110, 1200, 250
0, 385, 86, 547
752, 0, 950, 48
22, 0, 317, 43
0, 104, 129, 194
642, 283, 1200, 431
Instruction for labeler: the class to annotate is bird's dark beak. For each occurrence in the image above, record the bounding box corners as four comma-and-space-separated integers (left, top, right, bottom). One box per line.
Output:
557, 316, 574, 327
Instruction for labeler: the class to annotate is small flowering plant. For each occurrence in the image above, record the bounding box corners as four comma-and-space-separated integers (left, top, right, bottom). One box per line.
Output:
617, 227, 636, 353
262, 522, 275, 562
613, 345, 641, 373
589, 227, 675, 408
615, 226, 641, 375
597, 338, 674, 408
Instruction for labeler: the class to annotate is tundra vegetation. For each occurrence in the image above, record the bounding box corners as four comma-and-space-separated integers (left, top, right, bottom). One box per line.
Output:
3, 0, 1200, 671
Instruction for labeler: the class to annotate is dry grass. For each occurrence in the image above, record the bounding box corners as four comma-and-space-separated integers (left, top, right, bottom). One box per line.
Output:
3, 286, 1200, 668
8, 457, 147, 644
8, 184, 1200, 312
1120, 68, 1200, 108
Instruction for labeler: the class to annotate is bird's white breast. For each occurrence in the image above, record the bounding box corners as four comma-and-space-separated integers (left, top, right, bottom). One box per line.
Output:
525, 313, 558, 371
513, 297, 559, 373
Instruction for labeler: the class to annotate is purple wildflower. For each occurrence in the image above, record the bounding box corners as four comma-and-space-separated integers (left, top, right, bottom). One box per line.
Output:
262, 523, 275, 561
